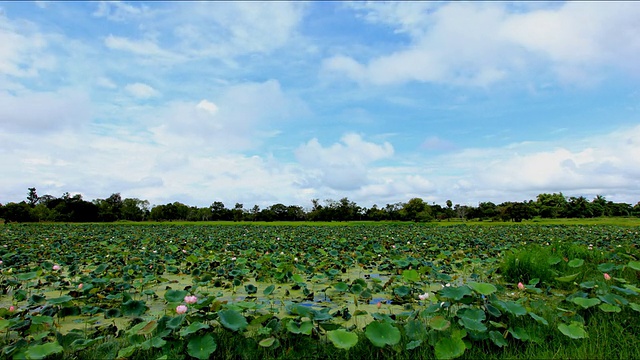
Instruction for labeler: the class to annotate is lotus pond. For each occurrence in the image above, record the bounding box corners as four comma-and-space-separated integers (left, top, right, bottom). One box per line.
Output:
0, 223, 639, 359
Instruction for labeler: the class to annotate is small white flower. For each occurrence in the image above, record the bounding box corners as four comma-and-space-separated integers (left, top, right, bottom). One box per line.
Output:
418, 293, 429, 300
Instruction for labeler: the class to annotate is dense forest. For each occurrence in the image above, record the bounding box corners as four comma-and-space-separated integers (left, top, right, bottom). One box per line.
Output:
1, 188, 639, 223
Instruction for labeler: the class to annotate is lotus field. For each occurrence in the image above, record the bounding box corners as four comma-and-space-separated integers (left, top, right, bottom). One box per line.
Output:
0, 223, 639, 359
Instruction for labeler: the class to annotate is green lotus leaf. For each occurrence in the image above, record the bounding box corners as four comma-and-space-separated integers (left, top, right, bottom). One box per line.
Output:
547, 256, 562, 265
28, 294, 46, 305
25, 342, 64, 360
31, 316, 53, 326
334, 282, 349, 292
467, 282, 497, 296
579, 281, 597, 289
406, 340, 422, 350
597, 263, 615, 272
166, 314, 185, 329
402, 269, 420, 282
365, 321, 401, 347
244, 284, 257, 294
117, 345, 138, 358
121, 299, 148, 316
567, 259, 584, 268
629, 303, 640, 312
292, 274, 305, 283
179, 321, 210, 337
509, 327, 530, 341
327, 329, 359, 350
457, 308, 486, 322
555, 273, 580, 282
628, 261, 640, 271
429, 316, 451, 331
48, 295, 73, 305
599, 303, 621, 313
558, 322, 588, 339
104, 308, 122, 319
187, 334, 217, 360
528, 312, 549, 326
16, 272, 38, 281
164, 289, 188, 303
350, 283, 364, 294
286, 320, 313, 335
263, 284, 276, 296
92, 263, 109, 274
218, 309, 248, 332
489, 331, 508, 348
434, 337, 466, 359
258, 337, 276, 348
439, 286, 472, 301
394, 285, 410, 297
572, 297, 601, 309
493, 300, 527, 316
458, 318, 487, 332
404, 319, 428, 340
598, 293, 629, 306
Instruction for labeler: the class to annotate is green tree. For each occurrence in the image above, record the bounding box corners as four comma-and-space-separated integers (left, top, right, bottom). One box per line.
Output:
27, 187, 38, 207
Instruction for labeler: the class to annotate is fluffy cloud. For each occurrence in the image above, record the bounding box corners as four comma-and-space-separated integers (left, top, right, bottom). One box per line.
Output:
0, 89, 92, 133
0, 14, 56, 78
325, 2, 640, 86
295, 133, 394, 191
125, 82, 159, 99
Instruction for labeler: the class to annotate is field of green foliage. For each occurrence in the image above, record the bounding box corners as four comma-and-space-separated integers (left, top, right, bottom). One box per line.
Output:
0, 223, 639, 359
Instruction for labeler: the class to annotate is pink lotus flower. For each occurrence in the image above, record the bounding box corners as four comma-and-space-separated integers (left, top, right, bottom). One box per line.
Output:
604, 273, 611, 281
78, 283, 83, 290
418, 293, 429, 300
9, 305, 15, 312
52, 265, 61, 271
517, 282, 525, 290
184, 295, 197, 304
176, 305, 188, 314
376, 301, 382, 309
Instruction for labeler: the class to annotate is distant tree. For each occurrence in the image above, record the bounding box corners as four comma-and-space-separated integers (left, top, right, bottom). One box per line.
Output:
2, 202, 33, 222
535, 193, 567, 218
402, 198, 429, 222
232, 203, 244, 222
27, 188, 39, 207
121, 198, 150, 221
566, 196, 592, 218
210, 201, 229, 221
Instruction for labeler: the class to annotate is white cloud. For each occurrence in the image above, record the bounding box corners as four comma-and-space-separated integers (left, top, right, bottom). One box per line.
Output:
196, 99, 219, 115
104, 35, 182, 63
0, 14, 56, 78
96, 76, 117, 89
295, 133, 394, 191
0, 88, 92, 133
171, 2, 306, 58
125, 82, 159, 99
325, 2, 640, 86
92, 1, 153, 22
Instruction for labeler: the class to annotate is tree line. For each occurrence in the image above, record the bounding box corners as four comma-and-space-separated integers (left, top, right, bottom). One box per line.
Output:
1, 188, 639, 223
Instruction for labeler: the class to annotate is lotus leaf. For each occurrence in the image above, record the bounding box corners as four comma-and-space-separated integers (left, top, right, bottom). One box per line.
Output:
365, 321, 401, 347
439, 285, 472, 301
467, 282, 497, 295
179, 321, 210, 337
187, 334, 217, 360
572, 297, 601, 309
434, 337, 466, 359
327, 329, 359, 350
218, 309, 248, 332
558, 322, 588, 339
25, 342, 64, 359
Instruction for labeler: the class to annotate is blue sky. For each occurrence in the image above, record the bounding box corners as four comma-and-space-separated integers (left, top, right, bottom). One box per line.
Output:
1, 1, 639, 209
